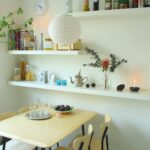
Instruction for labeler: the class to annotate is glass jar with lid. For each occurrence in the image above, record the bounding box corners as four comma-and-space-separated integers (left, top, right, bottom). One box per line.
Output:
13, 67, 21, 81
25, 65, 34, 81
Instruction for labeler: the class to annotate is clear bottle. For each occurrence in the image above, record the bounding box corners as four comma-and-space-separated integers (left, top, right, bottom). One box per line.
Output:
13, 68, 21, 81
19, 56, 27, 80
65, 0, 73, 13
93, 0, 99, 10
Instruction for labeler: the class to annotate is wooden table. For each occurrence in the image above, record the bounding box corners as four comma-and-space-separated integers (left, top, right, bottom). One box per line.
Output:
0, 109, 97, 149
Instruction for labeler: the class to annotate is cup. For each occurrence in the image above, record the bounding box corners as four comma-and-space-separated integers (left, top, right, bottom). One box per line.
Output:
61, 80, 67, 86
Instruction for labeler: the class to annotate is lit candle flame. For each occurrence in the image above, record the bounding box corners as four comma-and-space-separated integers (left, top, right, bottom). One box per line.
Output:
133, 78, 137, 87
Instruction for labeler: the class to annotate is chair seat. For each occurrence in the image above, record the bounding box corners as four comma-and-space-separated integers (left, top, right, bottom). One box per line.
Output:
91, 137, 101, 150
0, 140, 35, 150
55, 147, 69, 150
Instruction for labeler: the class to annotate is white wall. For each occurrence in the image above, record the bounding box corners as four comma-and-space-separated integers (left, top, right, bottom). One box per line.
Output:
3, 0, 150, 150
0, 0, 22, 112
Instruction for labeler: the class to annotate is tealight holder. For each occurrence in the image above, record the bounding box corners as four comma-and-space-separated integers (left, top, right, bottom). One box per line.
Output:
129, 86, 140, 92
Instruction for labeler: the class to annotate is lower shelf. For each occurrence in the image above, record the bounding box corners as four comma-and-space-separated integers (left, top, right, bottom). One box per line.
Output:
8, 81, 150, 101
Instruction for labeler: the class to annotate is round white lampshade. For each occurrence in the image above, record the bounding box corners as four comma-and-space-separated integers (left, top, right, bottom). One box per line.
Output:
48, 14, 81, 45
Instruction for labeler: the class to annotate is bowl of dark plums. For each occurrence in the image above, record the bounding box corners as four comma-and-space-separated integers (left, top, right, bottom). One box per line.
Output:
52, 105, 74, 114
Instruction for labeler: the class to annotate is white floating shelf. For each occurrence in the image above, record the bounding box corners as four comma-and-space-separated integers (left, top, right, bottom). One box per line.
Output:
9, 81, 150, 101
8, 50, 85, 55
70, 8, 150, 19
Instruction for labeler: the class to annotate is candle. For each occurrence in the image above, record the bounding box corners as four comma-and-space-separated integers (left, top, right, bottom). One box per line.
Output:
34, 23, 36, 36
41, 21, 44, 33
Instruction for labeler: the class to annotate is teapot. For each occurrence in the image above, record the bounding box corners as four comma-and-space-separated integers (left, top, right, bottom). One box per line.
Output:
70, 70, 88, 87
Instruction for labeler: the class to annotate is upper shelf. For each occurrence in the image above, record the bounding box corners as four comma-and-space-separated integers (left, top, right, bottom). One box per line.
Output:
69, 8, 150, 19
8, 50, 85, 55
9, 81, 150, 101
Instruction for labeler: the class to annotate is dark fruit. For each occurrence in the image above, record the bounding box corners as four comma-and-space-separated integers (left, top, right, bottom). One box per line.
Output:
55, 105, 72, 111
86, 83, 90, 88
91, 83, 96, 87
55, 105, 60, 110
117, 84, 125, 91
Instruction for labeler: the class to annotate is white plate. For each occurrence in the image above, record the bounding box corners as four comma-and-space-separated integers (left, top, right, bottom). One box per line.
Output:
52, 106, 75, 114
25, 111, 51, 120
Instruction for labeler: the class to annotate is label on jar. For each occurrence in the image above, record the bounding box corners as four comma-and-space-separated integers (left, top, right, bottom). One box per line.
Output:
44, 39, 53, 50
105, 2, 112, 9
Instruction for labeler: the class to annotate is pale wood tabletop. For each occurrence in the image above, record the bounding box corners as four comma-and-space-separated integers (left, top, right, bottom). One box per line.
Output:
0, 109, 97, 148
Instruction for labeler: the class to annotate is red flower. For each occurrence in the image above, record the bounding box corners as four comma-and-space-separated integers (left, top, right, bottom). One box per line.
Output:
101, 59, 110, 70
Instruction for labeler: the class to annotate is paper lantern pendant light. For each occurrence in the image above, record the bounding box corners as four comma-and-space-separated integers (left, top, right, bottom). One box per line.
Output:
48, 14, 81, 45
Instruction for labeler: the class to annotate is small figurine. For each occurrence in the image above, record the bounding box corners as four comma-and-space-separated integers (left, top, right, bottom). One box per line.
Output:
70, 70, 88, 87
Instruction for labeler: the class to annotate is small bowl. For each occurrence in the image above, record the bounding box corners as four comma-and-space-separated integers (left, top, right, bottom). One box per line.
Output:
129, 87, 140, 92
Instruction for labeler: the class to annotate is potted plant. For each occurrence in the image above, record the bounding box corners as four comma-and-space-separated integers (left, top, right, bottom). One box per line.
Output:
0, 7, 33, 50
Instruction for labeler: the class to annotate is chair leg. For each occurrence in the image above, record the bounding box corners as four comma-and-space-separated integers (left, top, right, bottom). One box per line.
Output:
81, 124, 85, 135
57, 142, 59, 147
88, 131, 94, 150
106, 135, 109, 150
2, 144, 5, 150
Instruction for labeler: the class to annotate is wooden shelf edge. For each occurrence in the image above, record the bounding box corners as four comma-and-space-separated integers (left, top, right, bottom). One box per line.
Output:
8, 81, 150, 101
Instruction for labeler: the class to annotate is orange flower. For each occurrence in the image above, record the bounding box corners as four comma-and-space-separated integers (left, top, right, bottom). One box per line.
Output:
101, 59, 110, 70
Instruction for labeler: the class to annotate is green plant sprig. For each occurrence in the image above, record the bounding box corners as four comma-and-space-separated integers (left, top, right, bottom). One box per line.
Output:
0, 7, 33, 38
83, 47, 101, 68
83, 47, 127, 72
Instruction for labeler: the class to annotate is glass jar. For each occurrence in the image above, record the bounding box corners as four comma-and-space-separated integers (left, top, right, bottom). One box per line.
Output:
44, 38, 53, 50
113, 0, 119, 9
144, 0, 150, 7
119, 0, 129, 8
13, 68, 21, 81
83, 0, 90, 11
25, 65, 34, 81
65, 0, 73, 13
105, 0, 112, 10
93, 0, 99, 10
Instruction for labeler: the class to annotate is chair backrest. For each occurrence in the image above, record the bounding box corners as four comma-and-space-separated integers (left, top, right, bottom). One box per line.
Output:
100, 114, 111, 150
73, 124, 94, 150
18, 106, 29, 114
0, 112, 16, 121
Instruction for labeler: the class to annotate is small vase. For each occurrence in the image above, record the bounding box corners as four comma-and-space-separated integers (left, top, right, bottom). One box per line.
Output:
104, 70, 110, 90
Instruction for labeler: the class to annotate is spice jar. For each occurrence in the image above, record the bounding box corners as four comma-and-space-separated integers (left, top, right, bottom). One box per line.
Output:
25, 65, 34, 81
113, 0, 119, 9
93, 0, 99, 10
13, 68, 21, 81
133, 0, 138, 7
19, 56, 27, 80
83, 0, 90, 11
105, 0, 112, 10
44, 38, 53, 50
144, 0, 150, 7
119, 0, 129, 8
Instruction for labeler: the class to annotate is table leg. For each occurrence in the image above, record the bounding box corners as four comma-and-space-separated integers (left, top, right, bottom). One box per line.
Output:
82, 124, 85, 135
